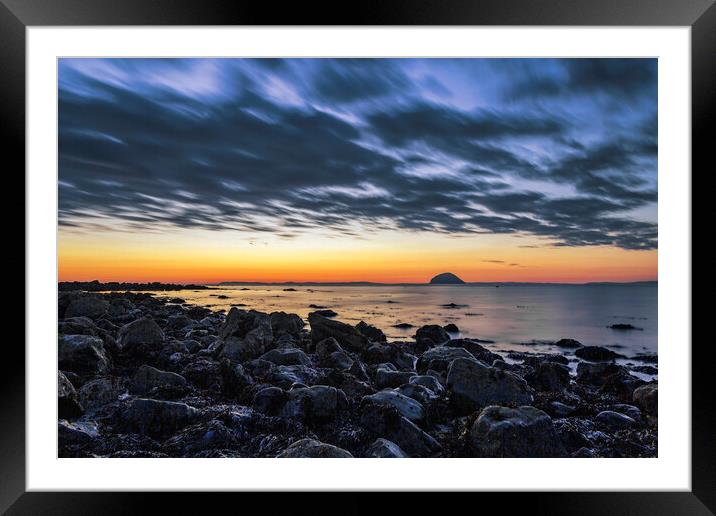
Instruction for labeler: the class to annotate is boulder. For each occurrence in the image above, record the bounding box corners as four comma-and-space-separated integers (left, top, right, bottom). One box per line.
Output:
269, 311, 305, 336
443, 323, 460, 333
363, 390, 425, 423
277, 438, 353, 458
267, 365, 321, 388
444, 339, 501, 364
64, 295, 109, 320
575, 346, 623, 361
600, 371, 645, 401
359, 401, 441, 457
122, 398, 198, 435
58, 419, 98, 446
633, 383, 658, 416
363, 343, 417, 371
282, 385, 348, 422
130, 364, 187, 394
117, 317, 165, 353
78, 377, 125, 411
166, 314, 193, 330
252, 386, 288, 416
415, 325, 449, 349
469, 405, 566, 457
409, 375, 444, 394
612, 404, 642, 421
595, 410, 637, 429
218, 308, 273, 361
417, 345, 475, 372
308, 313, 369, 353
58, 371, 84, 419
447, 358, 533, 414
576, 362, 626, 386
355, 321, 387, 342
525, 361, 571, 392
375, 366, 415, 389
365, 438, 408, 458
258, 348, 312, 366
547, 401, 575, 418
58, 334, 111, 376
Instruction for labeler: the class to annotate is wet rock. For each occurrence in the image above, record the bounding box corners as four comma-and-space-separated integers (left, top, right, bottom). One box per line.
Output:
443, 323, 460, 333
363, 390, 425, 423
268, 365, 321, 388
554, 338, 582, 348
270, 311, 305, 336
259, 348, 312, 366
78, 377, 125, 411
612, 404, 642, 421
575, 346, 623, 361
130, 364, 187, 394
365, 438, 408, 458
348, 360, 370, 382
596, 410, 636, 429
395, 383, 440, 408
417, 345, 475, 373
122, 398, 198, 436
600, 371, 645, 401
283, 385, 348, 422
359, 401, 440, 457
117, 317, 165, 353
415, 325, 450, 349
64, 295, 110, 320
309, 313, 369, 353
447, 358, 533, 414
547, 401, 575, 418
58, 334, 111, 376
218, 308, 273, 361
525, 362, 571, 392
576, 362, 625, 386
277, 438, 353, 458
356, 321, 387, 342
469, 405, 566, 457
363, 343, 416, 371
633, 383, 658, 416
58, 371, 84, 419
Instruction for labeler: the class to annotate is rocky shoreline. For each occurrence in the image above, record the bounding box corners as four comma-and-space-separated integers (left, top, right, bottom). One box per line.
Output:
58, 289, 657, 458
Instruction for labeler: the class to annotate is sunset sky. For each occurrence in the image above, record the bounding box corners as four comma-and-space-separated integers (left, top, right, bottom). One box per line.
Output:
58, 58, 657, 284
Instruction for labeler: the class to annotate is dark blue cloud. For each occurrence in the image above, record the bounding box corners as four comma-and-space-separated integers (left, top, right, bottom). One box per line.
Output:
58, 58, 657, 250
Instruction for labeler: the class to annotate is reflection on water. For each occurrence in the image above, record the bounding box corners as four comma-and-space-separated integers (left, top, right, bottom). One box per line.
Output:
147, 284, 657, 361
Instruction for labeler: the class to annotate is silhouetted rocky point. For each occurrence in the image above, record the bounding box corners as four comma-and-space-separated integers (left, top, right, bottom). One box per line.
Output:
59, 280, 210, 292
429, 272, 465, 285
57, 289, 657, 458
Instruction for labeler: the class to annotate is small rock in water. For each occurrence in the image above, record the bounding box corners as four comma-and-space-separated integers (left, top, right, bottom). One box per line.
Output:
575, 346, 624, 362
443, 323, 460, 333
609, 323, 642, 330
554, 338, 583, 348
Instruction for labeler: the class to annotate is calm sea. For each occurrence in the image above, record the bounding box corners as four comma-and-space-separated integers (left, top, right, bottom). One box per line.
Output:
148, 284, 657, 373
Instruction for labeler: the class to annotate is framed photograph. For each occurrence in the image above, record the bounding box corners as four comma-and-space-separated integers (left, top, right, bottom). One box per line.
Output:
5, 0, 712, 511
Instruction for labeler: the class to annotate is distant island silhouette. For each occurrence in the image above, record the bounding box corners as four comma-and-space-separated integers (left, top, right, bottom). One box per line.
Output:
429, 272, 466, 284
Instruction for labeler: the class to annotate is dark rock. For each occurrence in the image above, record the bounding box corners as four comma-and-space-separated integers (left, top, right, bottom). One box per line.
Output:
596, 410, 637, 429
525, 362, 571, 392
267, 365, 321, 388
374, 366, 415, 389
576, 362, 626, 386
609, 324, 641, 330
58, 371, 84, 419
392, 323, 415, 329
252, 386, 288, 416
259, 348, 312, 366
409, 375, 444, 394
447, 358, 533, 414
130, 364, 187, 394
218, 308, 273, 361
633, 383, 658, 416
469, 405, 566, 457
575, 346, 623, 361
78, 377, 125, 411
162, 420, 240, 457
309, 313, 369, 353
277, 438, 353, 458
365, 438, 408, 458
58, 334, 111, 376
117, 317, 165, 353
312, 309, 338, 318
444, 339, 502, 364
64, 295, 110, 319
269, 311, 305, 336
554, 338, 583, 348
58, 419, 98, 445
600, 371, 645, 401
363, 343, 417, 371
181, 357, 222, 389
612, 404, 642, 421
415, 325, 450, 349
363, 390, 425, 422
417, 345, 474, 372
359, 401, 440, 457
356, 321, 387, 342
282, 385, 348, 422
429, 272, 465, 284
443, 323, 460, 333
547, 401, 575, 418
122, 398, 198, 435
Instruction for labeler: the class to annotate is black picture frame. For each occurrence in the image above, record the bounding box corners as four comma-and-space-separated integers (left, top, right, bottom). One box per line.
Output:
3, 0, 711, 513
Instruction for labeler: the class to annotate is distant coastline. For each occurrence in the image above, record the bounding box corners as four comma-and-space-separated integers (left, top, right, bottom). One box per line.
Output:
215, 280, 657, 287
